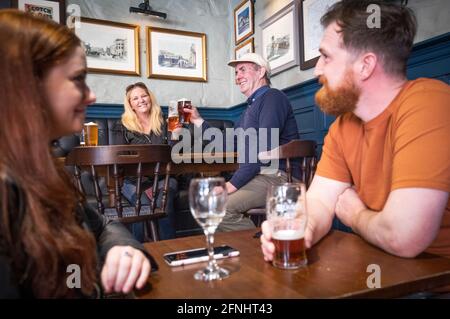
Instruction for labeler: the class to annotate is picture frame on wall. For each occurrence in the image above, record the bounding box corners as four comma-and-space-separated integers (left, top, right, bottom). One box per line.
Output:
235, 37, 254, 59
234, 0, 254, 45
12, 0, 65, 24
260, 0, 300, 76
146, 27, 207, 82
75, 18, 140, 76
299, 0, 338, 70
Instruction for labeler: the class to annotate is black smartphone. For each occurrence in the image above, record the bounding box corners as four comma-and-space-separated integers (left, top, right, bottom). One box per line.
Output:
163, 245, 240, 267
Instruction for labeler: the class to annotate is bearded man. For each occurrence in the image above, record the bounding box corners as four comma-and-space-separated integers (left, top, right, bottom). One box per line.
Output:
261, 0, 450, 267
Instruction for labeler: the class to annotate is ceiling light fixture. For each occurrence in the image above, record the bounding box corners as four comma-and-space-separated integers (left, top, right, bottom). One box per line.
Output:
129, 0, 167, 19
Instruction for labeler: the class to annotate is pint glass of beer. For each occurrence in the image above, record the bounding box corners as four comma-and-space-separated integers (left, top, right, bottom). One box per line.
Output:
177, 98, 192, 124
168, 100, 179, 132
267, 183, 307, 269
84, 122, 98, 146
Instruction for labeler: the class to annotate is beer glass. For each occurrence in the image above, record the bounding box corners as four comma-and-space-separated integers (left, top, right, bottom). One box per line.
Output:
177, 98, 192, 124
189, 177, 229, 281
167, 100, 179, 132
84, 122, 98, 146
267, 183, 307, 269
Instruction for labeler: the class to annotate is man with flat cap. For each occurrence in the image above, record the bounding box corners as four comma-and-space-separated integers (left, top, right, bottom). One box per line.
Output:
186, 53, 299, 231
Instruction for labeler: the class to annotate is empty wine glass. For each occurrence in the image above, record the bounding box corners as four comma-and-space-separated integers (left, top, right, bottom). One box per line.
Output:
189, 177, 229, 281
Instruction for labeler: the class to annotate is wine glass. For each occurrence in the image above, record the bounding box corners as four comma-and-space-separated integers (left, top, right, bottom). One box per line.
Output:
189, 177, 229, 281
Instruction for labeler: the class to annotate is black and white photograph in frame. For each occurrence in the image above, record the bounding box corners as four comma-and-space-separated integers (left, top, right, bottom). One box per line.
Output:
260, 0, 300, 76
75, 17, 140, 76
147, 27, 207, 82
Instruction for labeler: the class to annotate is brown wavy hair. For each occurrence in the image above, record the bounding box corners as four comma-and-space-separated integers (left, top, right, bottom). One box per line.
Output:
321, 0, 417, 77
0, 10, 97, 298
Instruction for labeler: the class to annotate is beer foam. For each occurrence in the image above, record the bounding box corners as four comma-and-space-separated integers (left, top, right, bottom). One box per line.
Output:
272, 229, 304, 240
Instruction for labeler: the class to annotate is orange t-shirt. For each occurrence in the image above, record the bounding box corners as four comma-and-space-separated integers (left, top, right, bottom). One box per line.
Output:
316, 78, 450, 258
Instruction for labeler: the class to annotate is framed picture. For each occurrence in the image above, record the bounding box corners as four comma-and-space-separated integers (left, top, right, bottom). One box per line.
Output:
75, 18, 140, 76
299, 0, 338, 70
12, 0, 65, 24
146, 27, 207, 82
260, 0, 300, 76
235, 37, 254, 59
234, 0, 254, 45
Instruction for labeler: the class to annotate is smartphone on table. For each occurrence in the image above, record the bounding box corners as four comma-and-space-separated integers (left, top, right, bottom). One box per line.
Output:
163, 245, 240, 267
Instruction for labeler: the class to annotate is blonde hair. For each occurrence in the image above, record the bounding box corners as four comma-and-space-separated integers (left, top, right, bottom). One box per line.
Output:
121, 82, 164, 135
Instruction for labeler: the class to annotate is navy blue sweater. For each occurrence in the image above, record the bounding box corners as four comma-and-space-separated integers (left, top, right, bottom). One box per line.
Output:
203, 86, 299, 189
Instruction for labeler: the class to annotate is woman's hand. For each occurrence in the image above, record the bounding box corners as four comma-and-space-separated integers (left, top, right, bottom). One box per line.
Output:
101, 245, 151, 294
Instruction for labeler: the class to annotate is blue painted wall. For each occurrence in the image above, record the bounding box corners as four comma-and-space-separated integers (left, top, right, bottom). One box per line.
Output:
87, 32, 450, 157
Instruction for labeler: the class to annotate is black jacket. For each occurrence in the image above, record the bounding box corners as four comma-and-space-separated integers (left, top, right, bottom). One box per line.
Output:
0, 175, 157, 298
111, 121, 169, 145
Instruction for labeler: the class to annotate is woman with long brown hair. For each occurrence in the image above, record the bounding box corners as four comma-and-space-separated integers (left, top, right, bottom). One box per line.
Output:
0, 10, 154, 298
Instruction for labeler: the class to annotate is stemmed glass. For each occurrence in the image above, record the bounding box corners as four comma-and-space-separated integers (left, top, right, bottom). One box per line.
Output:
189, 177, 229, 281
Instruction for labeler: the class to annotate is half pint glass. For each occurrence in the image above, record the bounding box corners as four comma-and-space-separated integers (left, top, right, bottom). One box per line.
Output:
267, 183, 307, 269
168, 100, 179, 132
84, 122, 98, 146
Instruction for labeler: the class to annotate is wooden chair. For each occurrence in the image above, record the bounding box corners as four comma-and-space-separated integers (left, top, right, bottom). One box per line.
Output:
246, 140, 317, 227
65, 144, 172, 242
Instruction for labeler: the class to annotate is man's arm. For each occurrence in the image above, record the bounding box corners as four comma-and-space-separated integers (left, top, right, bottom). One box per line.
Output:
305, 175, 350, 247
260, 174, 349, 261
336, 187, 448, 257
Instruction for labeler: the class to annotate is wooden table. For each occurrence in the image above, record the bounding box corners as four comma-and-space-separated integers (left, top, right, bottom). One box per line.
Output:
139, 229, 450, 299
170, 152, 238, 175
62, 150, 239, 205
61, 151, 239, 175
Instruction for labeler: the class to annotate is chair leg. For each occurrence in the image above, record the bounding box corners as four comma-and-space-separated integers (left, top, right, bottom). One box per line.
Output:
146, 220, 160, 242
250, 214, 266, 228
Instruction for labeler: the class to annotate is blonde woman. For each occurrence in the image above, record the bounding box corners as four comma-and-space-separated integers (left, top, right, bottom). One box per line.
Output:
120, 82, 178, 240
122, 82, 168, 144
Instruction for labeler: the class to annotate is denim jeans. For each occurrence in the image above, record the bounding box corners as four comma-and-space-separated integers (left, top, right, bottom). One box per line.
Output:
122, 178, 178, 241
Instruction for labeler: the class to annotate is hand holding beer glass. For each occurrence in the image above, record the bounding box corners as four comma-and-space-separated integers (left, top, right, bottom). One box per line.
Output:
266, 183, 307, 269
177, 98, 192, 124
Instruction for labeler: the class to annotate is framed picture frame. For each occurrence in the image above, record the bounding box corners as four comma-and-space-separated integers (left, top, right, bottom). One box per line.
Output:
299, 0, 338, 70
12, 0, 65, 24
234, 0, 254, 45
146, 27, 207, 82
260, 0, 300, 76
75, 18, 140, 76
235, 37, 254, 59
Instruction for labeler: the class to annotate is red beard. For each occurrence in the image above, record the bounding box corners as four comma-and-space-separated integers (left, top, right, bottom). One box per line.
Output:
315, 71, 361, 117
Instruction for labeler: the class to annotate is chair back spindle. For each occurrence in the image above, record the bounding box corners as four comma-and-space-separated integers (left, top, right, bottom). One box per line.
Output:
247, 140, 317, 226
66, 144, 172, 241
